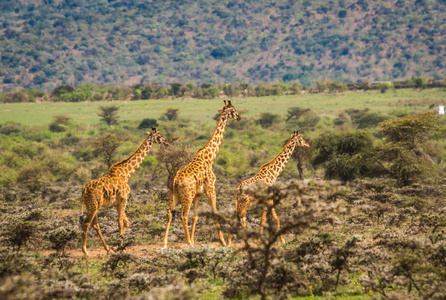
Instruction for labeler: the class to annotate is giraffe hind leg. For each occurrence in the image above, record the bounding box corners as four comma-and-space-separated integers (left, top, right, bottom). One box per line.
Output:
271, 208, 285, 244
259, 207, 268, 236
190, 193, 203, 245
205, 184, 227, 247
163, 187, 179, 249
82, 210, 97, 256
180, 201, 193, 246
92, 214, 111, 254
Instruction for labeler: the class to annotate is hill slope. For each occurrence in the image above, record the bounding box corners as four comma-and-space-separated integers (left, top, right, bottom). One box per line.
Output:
0, 0, 445, 92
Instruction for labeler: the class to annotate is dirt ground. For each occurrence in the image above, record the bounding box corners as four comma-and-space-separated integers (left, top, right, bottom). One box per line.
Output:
46, 209, 237, 258
38, 241, 238, 259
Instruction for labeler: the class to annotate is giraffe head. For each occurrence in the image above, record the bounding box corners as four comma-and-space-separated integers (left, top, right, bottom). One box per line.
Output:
219, 99, 241, 121
291, 131, 310, 147
147, 128, 169, 146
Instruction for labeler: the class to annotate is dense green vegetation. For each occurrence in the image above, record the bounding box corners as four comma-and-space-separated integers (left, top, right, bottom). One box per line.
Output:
0, 0, 445, 92
0, 89, 445, 298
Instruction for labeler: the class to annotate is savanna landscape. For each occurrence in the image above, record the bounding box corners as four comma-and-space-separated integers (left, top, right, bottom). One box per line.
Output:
0, 85, 445, 299
1, 0, 446, 299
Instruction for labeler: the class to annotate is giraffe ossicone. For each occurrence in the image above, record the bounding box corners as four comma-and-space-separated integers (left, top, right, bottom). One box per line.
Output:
162, 100, 241, 249
81, 128, 168, 256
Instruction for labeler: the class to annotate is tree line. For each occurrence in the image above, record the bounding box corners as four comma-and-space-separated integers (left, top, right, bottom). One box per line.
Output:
1, 77, 444, 103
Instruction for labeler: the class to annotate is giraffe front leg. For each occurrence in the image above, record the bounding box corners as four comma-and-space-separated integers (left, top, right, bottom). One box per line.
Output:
116, 192, 129, 235
116, 206, 129, 235
271, 208, 285, 244
92, 214, 110, 255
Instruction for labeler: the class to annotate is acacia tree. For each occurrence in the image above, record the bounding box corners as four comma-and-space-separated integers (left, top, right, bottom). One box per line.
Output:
98, 105, 120, 126
378, 111, 440, 185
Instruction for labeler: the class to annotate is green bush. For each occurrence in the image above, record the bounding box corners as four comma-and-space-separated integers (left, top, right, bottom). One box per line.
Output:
355, 112, 389, 129
312, 130, 376, 181
378, 111, 440, 185
257, 113, 281, 129
138, 118, 159, 129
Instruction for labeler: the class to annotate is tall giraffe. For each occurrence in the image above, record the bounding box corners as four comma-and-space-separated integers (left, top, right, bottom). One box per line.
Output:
230, 131, 309, 244
81, 128, 168, 256
162, 100, 241, 249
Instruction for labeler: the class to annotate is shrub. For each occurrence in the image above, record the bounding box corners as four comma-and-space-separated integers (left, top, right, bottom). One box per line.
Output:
355, 112, 388, 129
3, 219, 37, 252
257, 113, 281, 128
48, 228, 79, 256
51, 84, 75, 100
312, 130, 376, 182
163, 108, 179, 121
378, 111, 440, 185
286, 107, 310, 122
0, 122, 21, 135
138, 118, 159, 129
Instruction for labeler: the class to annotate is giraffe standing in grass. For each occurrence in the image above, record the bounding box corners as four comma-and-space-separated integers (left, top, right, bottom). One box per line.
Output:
81, 128, 168, 256
162, 100, 241, 249
229, 131, 309, 244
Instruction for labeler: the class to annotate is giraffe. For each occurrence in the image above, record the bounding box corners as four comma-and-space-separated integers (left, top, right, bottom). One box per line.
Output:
162, 100, 241, 249
229, 131, 309, 245
81, 128, 168, 256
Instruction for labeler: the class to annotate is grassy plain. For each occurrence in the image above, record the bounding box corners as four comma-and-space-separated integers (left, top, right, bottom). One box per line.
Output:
0, 88, 443, 126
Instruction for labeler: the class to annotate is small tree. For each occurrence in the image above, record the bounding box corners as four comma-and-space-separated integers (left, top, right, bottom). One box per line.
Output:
98, 105, 120, 126
164, 108, 180, 121
93, 133, 123, 168
156, 142, 194, 189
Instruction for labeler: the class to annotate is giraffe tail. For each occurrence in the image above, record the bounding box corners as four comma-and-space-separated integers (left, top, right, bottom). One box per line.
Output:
79, 189, 86, 229
169, 179, 178, 222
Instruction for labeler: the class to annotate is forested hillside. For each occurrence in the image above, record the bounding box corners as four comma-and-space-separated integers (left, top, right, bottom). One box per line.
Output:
0, 0, 445, 92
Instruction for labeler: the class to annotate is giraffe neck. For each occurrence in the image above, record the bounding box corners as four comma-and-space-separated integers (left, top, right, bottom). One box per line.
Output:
196, 113, 228, 164
109, 135, 153, 181
239, 138, 297, 189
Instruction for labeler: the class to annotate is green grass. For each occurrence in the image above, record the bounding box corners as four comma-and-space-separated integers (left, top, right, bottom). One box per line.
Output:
1, 89, 443, 126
